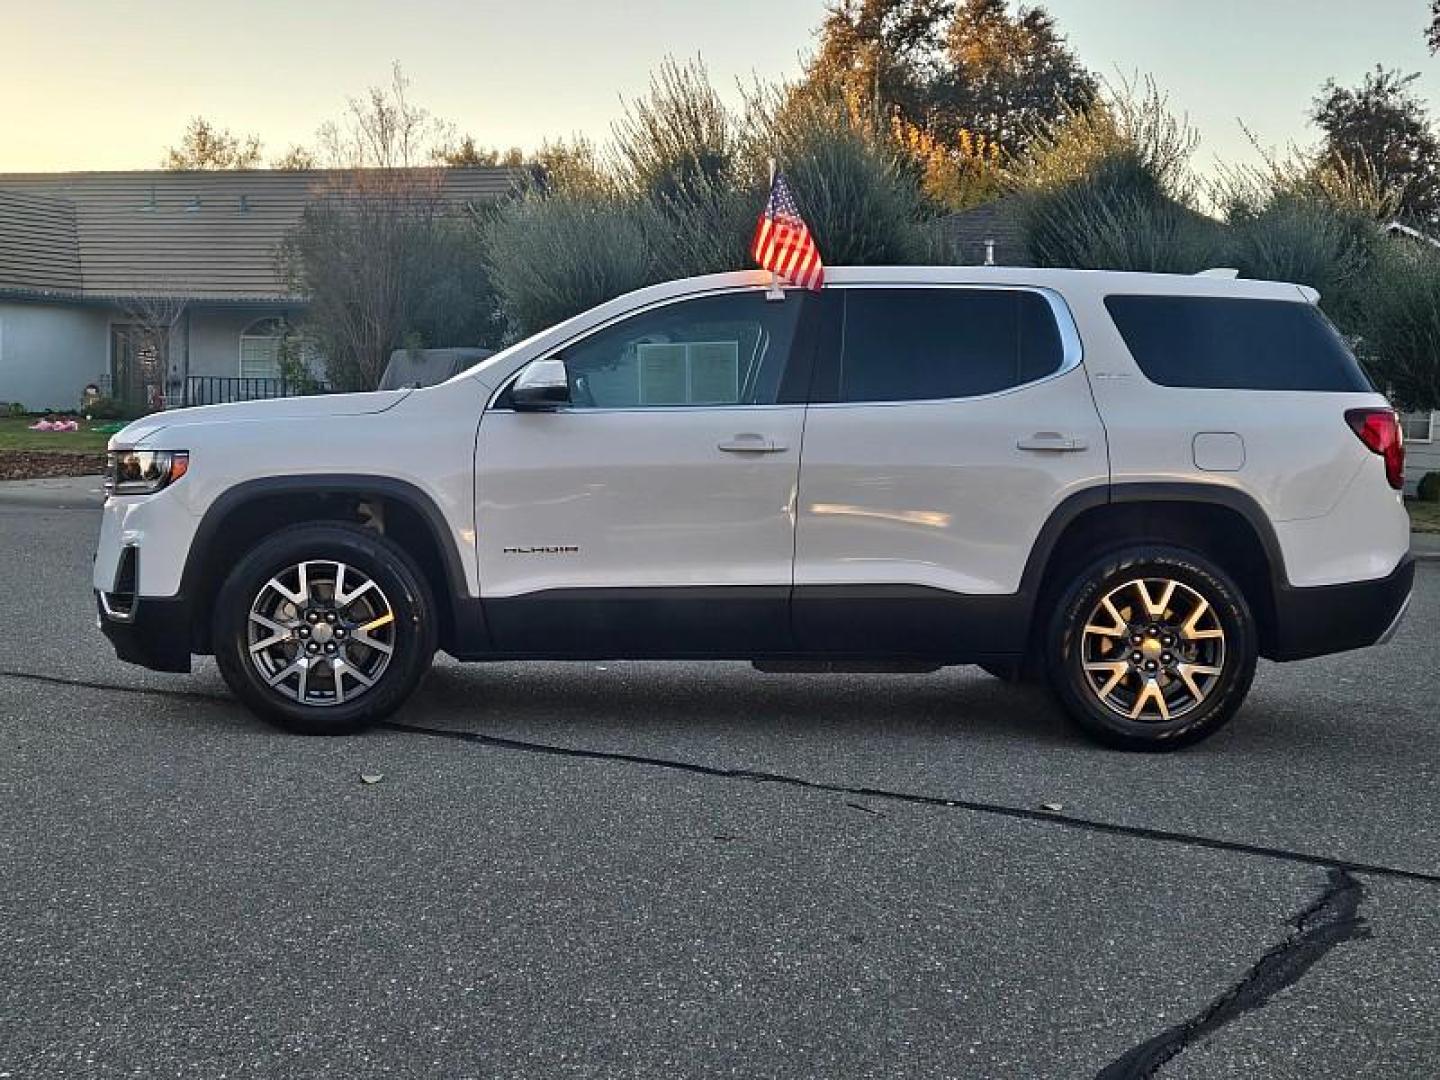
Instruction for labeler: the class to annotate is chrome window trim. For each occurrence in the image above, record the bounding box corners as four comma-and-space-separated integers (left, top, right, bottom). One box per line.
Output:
487, 281, 1085, 413
809, 282, 1084, 409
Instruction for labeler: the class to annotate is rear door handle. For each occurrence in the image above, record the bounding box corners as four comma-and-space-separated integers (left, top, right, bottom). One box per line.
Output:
1017, 432, 1088, 452
718, 433, 788, 453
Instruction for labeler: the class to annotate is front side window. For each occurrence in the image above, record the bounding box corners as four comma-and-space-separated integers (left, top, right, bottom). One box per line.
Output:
555, 291, 808, 409
835, 288, 1065, 403
1104, 295, 1374, 392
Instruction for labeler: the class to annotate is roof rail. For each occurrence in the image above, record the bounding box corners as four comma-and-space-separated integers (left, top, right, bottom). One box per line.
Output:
1194, 267, 1240, 279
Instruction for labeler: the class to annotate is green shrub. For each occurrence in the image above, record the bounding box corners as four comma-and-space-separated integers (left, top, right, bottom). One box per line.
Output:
1222, 195, 1379, 325
746, 85, 944, 266
85, 396, 128, 420
1017, 157, 1223, 272
1215, 155, 1390, 327
485, 70, 944, 338
613, 57, 740, 206
1354, 244, 1440, 412
1417, 472, 1440, 502
483, 188, 668, 337
1009, 80, 1223, 273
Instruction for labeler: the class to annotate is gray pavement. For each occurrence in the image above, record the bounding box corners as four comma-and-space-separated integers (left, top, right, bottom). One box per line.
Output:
2, 501, 1438, 1078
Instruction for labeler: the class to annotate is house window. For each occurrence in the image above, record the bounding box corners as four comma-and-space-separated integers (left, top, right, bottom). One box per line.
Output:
1401, 410, 1435, 443
239, 318, 286, 380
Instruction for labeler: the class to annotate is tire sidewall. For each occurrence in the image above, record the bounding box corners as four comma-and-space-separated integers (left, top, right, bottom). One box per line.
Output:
1048, 545, 1257, 751
214, 524, 436, 733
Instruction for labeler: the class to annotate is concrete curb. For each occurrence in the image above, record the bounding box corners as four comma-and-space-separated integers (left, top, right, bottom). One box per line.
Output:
0, 475, 106, 509
1412, 533, 1440, 562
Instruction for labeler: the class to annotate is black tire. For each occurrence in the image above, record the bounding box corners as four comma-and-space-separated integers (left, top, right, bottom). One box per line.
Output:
1047, 545, 1257, 751
213, 522, 437, 734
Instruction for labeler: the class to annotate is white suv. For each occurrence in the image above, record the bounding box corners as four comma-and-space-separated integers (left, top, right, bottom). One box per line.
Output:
94, 267, 1414, 750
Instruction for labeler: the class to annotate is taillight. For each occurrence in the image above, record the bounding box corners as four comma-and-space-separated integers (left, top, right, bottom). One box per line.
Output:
1345, 408, 1405, 490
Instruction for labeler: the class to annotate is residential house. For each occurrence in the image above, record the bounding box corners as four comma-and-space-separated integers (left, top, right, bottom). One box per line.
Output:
938, 194, 1029, 268
0, 167, 520, 412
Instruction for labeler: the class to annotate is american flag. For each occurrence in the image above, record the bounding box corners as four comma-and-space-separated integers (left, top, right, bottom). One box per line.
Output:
752, 170, 824, 291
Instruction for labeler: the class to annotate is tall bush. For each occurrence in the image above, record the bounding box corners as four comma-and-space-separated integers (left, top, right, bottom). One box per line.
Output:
483, 65, 944, 339
744, 84, 945, 265
281, 170, 502, 391
1355, 243, 1440, 411
482, 187, 666, 337
1215, 155, 1391, 327
613, 58, 758, 280
1009, 81, 1218, 272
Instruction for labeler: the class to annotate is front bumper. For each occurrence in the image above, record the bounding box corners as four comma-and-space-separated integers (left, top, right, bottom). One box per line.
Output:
96, 593, 193, 673
1269, 556, 1416, 661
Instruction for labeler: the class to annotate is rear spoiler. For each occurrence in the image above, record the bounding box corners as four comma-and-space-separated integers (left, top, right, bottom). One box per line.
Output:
1193, 268, 1321, 305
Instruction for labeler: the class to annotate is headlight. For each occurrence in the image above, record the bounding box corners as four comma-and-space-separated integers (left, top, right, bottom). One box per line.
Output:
106, 450, 189, 496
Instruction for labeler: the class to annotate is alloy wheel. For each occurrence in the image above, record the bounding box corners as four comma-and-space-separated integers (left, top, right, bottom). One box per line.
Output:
246, 560, 396, 707
1078, 576, 1226, 723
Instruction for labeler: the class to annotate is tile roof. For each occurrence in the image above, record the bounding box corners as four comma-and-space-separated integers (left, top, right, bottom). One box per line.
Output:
937, 195, 1030, 267
0, 167, 523, 303
0, 188, 82, 295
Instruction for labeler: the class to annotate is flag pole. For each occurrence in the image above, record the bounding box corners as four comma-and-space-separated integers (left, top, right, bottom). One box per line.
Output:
765, 157, 784, 301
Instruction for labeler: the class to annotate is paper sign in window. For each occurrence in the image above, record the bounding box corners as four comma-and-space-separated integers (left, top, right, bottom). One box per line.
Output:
637, 341, 740, 405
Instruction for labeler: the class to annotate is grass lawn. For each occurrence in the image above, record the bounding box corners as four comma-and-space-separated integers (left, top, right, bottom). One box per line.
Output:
1409, 498, 1440, 534
0, 417, 112, 455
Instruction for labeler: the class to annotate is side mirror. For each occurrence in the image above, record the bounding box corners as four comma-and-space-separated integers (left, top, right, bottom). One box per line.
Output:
510, 357, 571, 411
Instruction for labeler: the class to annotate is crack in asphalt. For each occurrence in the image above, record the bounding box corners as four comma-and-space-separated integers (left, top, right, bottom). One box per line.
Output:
4, 667, 1440, 887
377, 719, 1440, 887
0, 669, 232, 704
1094, 868, 1370, 1079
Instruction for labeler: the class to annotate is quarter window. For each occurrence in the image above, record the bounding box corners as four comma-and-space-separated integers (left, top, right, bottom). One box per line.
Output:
1104, 295, 1373, 392
835, 288, 1065, 403
556, 291, 808, 408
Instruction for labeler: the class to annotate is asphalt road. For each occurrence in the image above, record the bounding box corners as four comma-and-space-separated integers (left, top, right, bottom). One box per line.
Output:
2, 489, 1438, 1079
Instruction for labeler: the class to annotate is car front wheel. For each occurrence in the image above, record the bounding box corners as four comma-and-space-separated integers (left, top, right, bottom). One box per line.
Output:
1047, 546, 1257, 751
213, 523, 436, 734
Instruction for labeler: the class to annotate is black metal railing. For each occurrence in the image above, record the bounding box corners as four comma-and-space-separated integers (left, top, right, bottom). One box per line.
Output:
182, 376, 327, 407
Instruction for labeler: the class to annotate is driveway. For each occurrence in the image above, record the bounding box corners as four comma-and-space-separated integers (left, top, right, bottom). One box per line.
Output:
2, 486, 1437, 1078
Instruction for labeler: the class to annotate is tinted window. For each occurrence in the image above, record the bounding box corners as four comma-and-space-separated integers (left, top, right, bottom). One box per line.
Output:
557, 291, 806, 408
1104, 295, 1373, 392
837, 288, 1065, 403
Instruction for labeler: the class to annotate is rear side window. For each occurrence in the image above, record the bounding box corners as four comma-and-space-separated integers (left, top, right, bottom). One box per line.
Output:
1104, 295, 1373, 392
836, 288, 1066, 403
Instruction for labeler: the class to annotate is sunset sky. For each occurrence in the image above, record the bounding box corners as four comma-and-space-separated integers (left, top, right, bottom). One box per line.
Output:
3, 0, 1438, 175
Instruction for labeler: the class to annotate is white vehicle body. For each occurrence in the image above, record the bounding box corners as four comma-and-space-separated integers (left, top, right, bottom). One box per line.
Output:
94, 266, 1415, 745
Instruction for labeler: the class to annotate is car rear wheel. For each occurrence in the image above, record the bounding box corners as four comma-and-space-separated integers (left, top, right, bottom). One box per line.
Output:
213, 523, 436, 734
1047, 546, 1257, 751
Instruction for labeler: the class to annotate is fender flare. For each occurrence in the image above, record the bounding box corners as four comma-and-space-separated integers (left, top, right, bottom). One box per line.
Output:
1015, 480, 1288, 641
181, 474, 471, 613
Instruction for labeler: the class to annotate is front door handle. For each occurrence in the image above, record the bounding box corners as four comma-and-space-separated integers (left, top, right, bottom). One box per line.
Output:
1017, 432, 1088, 452
718, 433, 788, 453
